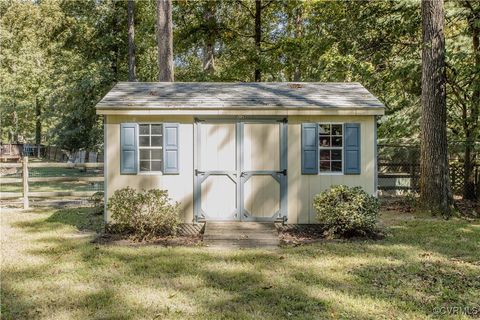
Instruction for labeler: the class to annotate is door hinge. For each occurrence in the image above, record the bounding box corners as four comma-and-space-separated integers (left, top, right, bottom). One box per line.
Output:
195, 169, 205, 175
276, 169, 287, 176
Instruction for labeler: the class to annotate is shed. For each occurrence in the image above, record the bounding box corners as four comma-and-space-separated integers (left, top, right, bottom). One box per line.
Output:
96, 82, 385, 224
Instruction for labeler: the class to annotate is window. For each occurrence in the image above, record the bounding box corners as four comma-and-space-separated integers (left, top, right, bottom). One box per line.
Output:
139, 124, 163, 172
319, 123, 343, 173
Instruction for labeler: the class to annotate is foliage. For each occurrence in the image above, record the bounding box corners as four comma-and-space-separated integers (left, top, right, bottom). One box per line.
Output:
0, 0, 478, 159
107, 187, 181, 239
314, 185, 379, 237
89, 191, 104, 213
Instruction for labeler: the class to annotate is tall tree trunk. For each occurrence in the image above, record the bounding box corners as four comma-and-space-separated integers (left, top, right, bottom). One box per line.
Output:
156, 0, 174, 82
111, 1, 119, 81
13, 110, 18, 143
464, 5, 480, 199
420, 0, 452, 214
293, 4, 303, 82
35, 96, 41, 158
464, 132, 475, 199
254, 0, 261, 82
127, 0, 137, 82
203, 2, 215, 75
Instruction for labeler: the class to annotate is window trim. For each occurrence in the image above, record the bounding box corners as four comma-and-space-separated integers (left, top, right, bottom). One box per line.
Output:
137, 122, 164, 175
318, 122, 344, 176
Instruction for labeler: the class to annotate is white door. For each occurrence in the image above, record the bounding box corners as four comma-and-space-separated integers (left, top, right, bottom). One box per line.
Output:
196, 122, 238, 220
195, 120, 287, 221
241, 122, 286, 221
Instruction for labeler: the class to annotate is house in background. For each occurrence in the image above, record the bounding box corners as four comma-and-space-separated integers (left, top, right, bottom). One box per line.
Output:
95, 82, 385, 224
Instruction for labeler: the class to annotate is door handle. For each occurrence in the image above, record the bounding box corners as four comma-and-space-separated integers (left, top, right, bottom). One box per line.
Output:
276, 169, 287, 176
195, 169, 205, 176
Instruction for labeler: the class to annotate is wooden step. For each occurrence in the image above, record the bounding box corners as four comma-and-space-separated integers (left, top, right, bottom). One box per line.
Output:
203, 221, 279, 249
206, 222, 275, 227
203, 233, 278, 240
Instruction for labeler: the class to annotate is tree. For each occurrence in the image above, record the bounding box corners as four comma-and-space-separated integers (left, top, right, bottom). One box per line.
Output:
445, 1, 480, 200
292, 3, 303, 81
35, 96, 41, 157
156, 0, 174, 81
254, 0, 261, 81
202, 1, 216, 75
420, 0, 452, 214
128, 0, 136, 82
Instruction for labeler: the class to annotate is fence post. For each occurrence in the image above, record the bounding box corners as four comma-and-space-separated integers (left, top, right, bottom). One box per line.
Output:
22, 156, 29, 209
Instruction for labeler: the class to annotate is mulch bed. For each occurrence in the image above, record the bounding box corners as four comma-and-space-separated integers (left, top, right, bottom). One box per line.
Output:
277, 224, 326, 246
92, 232, 203, 247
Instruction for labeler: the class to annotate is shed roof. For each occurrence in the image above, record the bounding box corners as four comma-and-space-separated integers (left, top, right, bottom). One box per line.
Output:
96, 82, 385, 116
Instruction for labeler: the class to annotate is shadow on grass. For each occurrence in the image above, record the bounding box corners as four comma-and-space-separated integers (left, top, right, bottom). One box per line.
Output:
12, 207, 104, 234
2, 209, 480, 319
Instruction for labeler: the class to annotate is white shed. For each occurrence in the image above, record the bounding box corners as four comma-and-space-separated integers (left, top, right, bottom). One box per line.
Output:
96, 82, 385, 224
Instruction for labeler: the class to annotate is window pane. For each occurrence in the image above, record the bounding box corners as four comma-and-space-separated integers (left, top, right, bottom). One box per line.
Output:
151, 149, 162, 160
139, 124, 149, 135
332, 124, 342, 135
320, 150, 331, 160
332, 136, 342, 147
140, 149, 150, 160
319, 124, 330, 135
331, 149, 342, 160
331, 161, 342, 172
140, 160, 150, 172
151, 124, 162, 135
319, 136, 331, 147
151, 161, 162, 172
151, 136, 162, 147
320, 161, 330, 171
139, 136, 149, 147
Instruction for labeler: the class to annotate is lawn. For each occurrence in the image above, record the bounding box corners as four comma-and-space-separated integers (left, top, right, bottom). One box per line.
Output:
1, 207, 479, 319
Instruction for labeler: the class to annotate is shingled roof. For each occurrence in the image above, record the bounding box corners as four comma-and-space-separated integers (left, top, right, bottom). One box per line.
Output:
95, 82, 385, 115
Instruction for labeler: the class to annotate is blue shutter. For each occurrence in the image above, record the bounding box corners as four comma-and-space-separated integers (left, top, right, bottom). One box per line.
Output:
301, 123, 318, 174
163, 123, 179, 174
120, 123, 138, 174
344, 123, 361, 174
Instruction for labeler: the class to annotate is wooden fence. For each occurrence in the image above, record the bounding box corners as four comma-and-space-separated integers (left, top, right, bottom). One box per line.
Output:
0, 157, 103, 209
378, 161, 480, 197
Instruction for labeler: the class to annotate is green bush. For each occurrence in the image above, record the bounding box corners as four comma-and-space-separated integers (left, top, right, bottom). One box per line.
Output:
89, 191, 104, 214
313, 185, 379, 237
107, 187, 181, 240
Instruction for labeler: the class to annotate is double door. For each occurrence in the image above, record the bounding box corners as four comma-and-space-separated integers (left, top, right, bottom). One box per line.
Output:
195, 119, 287, 221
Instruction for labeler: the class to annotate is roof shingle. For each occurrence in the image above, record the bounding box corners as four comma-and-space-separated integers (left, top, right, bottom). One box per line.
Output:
96, 82, 385, 111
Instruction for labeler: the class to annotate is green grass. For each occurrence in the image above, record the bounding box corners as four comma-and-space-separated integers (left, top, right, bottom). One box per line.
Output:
1, 208, 479, 319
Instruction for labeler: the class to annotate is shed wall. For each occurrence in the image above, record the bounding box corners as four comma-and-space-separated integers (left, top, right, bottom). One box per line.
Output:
105, 115, 195, 222
105, 114, 376, 224
287, 115, 376, 223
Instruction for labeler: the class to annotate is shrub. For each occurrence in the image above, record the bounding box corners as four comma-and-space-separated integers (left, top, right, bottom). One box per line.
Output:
89, 191, 104, 214
313, 185, 379, 237
107, 187, 181, 240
